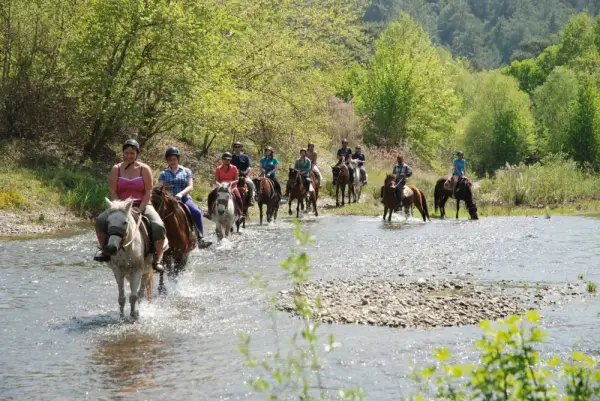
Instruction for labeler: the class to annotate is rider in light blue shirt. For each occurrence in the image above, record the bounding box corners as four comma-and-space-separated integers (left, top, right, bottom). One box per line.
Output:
451, 151, 467, 194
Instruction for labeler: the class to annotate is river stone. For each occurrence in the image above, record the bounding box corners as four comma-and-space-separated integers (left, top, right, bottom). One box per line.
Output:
275, 278, 555, 329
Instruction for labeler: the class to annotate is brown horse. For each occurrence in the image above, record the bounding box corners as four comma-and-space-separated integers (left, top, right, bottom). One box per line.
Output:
288, 169, 318, 218
237, 174, 252, 229
382, 174, 430, 222
252, 176, 280, 224
332, 163, 354, 207
434, 176, 478, 220
151, 185, 197, 291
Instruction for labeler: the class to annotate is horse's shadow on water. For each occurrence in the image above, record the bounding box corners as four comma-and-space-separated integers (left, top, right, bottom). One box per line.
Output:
50, 313, 129, 333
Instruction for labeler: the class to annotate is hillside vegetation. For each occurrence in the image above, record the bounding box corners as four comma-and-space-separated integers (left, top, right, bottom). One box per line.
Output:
2, 0, 600, 220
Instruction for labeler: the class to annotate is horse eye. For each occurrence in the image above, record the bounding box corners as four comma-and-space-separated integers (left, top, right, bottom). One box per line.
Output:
122, 221, 127, 226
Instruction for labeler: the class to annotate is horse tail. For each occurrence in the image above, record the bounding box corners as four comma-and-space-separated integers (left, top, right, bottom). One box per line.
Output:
420, 189, 431, 221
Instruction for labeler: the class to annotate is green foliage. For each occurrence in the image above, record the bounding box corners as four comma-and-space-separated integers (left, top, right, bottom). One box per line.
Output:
586, 281, 597, 293
533, 67, 580, 155
478, 153, 600, 206
557, 13, 598, 66
465, 72, 534, 174
503, 59, 547, 94
353, 13, 460, 164
567, 76, 600, 168
238, 219, 365, 400
410, 310, 600, 400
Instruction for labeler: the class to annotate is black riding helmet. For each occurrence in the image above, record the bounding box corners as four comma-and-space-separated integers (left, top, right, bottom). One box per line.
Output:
222, 152, 232, 160
233, 141, 243, 148
165, 146, 181, 159
122, 139, 140, 153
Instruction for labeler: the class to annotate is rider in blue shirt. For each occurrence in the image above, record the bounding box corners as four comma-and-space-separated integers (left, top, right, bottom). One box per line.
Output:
260, 146, 282, 198
451, 151, 467, 195
231, 141, 256, 205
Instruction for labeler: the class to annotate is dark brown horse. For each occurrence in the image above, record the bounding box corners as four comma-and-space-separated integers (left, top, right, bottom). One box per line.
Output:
252, 176, 280, 224
332, 163, 354, 207
382, 174, 430, 222
237, 174, 252, 229
151, 185, 197, 291
288, 169, 318, 218
434, 176, 478, 220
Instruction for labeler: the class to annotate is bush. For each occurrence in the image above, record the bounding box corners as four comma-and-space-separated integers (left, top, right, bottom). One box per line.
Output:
478, 153, 600, 206
410, 310, 600, 400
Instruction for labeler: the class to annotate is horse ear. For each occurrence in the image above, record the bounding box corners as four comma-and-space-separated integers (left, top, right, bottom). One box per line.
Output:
124, 199, 134, 213
105, 197, 113, 209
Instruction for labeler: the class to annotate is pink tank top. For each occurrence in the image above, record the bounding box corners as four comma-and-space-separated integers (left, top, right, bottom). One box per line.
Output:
116, 164, 146, 202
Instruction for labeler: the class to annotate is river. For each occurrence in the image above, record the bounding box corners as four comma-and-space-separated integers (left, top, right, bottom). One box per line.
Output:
1, 214, 600, 400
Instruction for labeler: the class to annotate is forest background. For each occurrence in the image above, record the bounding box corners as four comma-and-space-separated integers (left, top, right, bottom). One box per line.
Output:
2, 0, 600, 219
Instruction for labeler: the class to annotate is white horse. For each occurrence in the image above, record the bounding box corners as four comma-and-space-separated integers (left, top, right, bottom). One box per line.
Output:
347, 159, 363, 203
104, 198, 156, 320
212, 182, 237, 240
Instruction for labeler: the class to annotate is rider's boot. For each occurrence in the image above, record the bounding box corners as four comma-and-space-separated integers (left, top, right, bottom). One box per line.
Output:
152, 239, 166, 273
93, 232, 111, 262
197, 232, 213, 249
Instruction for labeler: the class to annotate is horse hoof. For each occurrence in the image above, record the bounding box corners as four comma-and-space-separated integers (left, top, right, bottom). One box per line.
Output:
131, 310, 140, 320
158, 284, 167, 296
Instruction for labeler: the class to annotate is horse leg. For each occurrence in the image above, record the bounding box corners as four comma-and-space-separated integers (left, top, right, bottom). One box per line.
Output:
288, 197, 293, 215
414, 194, 426, 222
129, 269, 142, 320
456, 199, 460, 219
113, 268, 126, 318
335, 184, 340, 207
158, 271, 167, 296
259, 203, 264, 225
296, 198, 300, 218
311, 194, 318, 217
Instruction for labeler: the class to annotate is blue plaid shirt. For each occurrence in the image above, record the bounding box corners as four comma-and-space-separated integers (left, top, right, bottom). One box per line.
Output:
158, 166, 193, 201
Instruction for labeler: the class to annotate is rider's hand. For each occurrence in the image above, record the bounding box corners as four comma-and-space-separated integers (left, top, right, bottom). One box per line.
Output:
133, 206, 142, 214
175, 193, 183, 201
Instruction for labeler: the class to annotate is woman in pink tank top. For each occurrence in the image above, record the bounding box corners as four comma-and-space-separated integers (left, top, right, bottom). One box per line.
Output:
94, 139, 167, 273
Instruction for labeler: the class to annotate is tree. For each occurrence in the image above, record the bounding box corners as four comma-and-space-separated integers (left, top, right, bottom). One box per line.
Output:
556, 12, 597, 65
465, 71, 535, 174
64, 0, 227, 160
568, 76, 600, 167
354, 12, 460, 163
533, 66, 580, 155
503, 58, 546, 94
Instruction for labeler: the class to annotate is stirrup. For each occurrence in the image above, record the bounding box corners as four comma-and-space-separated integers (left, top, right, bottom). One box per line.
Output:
198, 238, 213, 249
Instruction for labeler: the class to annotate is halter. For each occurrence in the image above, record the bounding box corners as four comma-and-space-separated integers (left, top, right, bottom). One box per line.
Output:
107, 208, 141, 250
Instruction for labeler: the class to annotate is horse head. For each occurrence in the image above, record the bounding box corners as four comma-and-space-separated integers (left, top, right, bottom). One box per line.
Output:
105, 198, 135, 255
216, 182, 233, 215
458, 179, 478, 220
384, 174, 395, 187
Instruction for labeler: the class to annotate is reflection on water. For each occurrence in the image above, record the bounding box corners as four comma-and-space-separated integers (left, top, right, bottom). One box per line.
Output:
89, 331, 170, 393
1, 214, 600, 400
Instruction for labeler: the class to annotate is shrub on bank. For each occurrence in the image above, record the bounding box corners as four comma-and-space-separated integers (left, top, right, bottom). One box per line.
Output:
478, 154, 600, 206
410, 311, 600, 401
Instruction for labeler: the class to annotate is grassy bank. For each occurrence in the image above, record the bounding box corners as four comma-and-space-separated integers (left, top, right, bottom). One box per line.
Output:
2, 140, 600, 231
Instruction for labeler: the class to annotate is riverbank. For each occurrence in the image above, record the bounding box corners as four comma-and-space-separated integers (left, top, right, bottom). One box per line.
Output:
3, 142, 600, 238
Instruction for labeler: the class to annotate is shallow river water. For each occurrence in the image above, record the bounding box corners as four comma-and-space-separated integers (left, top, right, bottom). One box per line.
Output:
1, 213, 600, 400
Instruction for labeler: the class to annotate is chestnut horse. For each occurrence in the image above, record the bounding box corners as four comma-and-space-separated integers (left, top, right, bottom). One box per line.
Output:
331, 163, 354, 207
382, 174, 430, 222
252, 176, 280, 224
237, 174, 252, 229
288, 169, 318, 218
151, 185, 197, 291
434, 176, 478, 220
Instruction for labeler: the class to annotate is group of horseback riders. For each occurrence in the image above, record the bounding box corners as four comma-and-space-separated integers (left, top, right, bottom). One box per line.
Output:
92, 137, 468, 271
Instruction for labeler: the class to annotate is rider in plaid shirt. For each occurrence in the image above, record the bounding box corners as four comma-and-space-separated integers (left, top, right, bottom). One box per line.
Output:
158, 147, 212, 248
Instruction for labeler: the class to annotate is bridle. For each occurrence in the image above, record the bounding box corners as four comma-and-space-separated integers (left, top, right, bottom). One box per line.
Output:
107, 208, 141, 250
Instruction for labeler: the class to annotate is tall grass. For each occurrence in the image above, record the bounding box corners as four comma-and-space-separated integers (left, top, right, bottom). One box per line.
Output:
0, 167, 108, 216
478, 154, 600, 206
